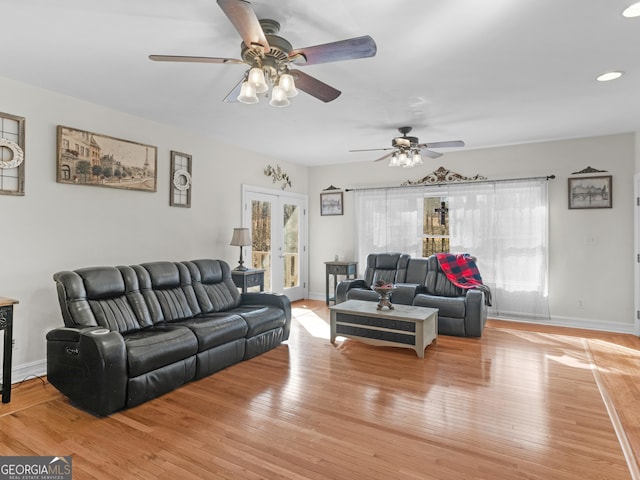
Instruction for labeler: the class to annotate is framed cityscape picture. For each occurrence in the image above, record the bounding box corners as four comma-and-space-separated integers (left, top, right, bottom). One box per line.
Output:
56, 125, 157, 192
568, 175, 612, 209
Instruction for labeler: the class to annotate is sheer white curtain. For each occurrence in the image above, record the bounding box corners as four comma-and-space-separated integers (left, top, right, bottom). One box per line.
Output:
354, 179, 550, 321
448, 179, 549, 320
353, 187, 424, 270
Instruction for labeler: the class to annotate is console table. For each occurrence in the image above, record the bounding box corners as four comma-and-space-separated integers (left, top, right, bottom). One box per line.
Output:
0, 297, 18, 403
325, 261, 357, 305
231, 269, 265, 293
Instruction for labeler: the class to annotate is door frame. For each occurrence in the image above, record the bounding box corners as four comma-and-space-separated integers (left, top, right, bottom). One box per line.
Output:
635, 173, 640, 336
242, 184, 308, 300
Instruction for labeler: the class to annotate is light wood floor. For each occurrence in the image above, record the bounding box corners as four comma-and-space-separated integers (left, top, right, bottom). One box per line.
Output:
2, 299, 640, 479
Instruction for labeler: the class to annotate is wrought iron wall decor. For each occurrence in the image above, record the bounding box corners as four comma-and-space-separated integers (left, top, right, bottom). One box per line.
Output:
264, 164, 291, 190
571, 166, 608, 175
401, 166, 486, 186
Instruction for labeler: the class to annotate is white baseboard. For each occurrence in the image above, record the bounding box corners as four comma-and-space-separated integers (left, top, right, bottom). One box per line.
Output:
10, 359, 47, 385
494, 314, 636, 335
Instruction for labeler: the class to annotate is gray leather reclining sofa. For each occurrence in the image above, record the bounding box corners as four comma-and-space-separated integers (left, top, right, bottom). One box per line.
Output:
336, 253, 488, 337
47, 259, 291, 416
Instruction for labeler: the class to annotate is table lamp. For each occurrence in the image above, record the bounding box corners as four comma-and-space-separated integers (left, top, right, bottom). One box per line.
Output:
230, 227, 252, 271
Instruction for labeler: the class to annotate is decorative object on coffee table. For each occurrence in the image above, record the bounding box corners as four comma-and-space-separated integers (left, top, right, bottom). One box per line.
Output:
373, 280, 394, 310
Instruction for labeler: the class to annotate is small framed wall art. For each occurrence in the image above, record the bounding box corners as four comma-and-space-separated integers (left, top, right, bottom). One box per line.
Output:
568, 175, 612, 209
170, 150, 192, 207
0, 111, 26, 196
320, 191, 343, 216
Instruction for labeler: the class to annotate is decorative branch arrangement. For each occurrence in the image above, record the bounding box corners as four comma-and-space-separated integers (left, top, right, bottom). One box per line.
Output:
264, 164, 292, 190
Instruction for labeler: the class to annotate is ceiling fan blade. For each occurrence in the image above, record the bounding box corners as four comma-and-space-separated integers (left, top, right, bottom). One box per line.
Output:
373, 152, 394, 162
289, 35, 377, 65
222, 76, 245, 102
217, 0, 269, 51
421, 149, 444, 159
349, 147, 394, 153
292, 70, 341, 102
149, 55, 244, 64
418, 140, 466, 149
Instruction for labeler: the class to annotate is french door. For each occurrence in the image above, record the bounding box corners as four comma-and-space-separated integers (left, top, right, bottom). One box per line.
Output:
242, 185, 308, 301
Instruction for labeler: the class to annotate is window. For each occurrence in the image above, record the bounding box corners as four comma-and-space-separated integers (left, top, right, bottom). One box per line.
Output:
423, 196, 450, 256
354, 178, 550, 321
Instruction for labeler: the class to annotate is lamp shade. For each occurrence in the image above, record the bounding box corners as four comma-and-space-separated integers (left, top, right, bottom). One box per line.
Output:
269, 85, 290, 107
237, 81, 258, 104
248, 67, 268, 93
278, 73, 298, 97
230, 227, 252, 246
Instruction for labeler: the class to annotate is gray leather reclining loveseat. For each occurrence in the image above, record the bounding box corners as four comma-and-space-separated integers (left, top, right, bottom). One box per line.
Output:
47, 259, 291, 416
336, 253, 488, 337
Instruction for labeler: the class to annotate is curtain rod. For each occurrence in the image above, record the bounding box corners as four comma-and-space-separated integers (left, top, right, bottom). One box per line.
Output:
345, 174, 555, 192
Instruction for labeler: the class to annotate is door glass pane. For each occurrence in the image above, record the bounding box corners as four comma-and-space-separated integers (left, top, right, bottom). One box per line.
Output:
251, 199, 272, 291
283, 203, 299, 289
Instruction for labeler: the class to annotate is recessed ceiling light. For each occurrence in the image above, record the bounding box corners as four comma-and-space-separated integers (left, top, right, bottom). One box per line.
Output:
596, 71, 623, 82
623, 2, 640, 17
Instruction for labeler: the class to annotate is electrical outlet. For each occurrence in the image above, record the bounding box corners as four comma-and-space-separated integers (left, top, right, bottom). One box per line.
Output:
12, 339, 16, 350
577, 299, 584, 308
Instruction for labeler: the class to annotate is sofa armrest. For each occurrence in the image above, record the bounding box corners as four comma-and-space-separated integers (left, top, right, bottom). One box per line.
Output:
336, 279, 367, 303
464, 289, 487, 337
46, 326, 127, 416
391, 283, 425, 306
240, 292, 292, 340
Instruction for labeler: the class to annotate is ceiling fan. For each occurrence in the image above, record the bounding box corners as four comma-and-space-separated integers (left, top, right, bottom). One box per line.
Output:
149, 0, 377, 106
350, 127, 465, 167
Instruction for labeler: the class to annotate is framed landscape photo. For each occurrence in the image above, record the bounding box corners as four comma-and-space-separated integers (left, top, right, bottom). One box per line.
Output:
320, 191, 343, 216
56, 125, 157, 192
568, 175, 612, 209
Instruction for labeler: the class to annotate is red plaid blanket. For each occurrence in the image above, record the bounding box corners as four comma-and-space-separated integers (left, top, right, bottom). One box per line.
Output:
435, 253, 492, 306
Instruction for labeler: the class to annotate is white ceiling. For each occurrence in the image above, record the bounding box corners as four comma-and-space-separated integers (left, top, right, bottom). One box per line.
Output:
2, 0, 639, 167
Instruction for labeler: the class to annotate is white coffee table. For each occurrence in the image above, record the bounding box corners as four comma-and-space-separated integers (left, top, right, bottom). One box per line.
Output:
330, 299, 438, 358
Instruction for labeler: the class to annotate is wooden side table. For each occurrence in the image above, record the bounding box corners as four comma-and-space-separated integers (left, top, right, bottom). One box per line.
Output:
231, 269, 265, 293
0, 297, 18, 403
325, 261, 358, 305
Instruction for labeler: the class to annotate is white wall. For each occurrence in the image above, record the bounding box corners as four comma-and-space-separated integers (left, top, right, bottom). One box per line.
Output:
1, 72, 636, 384
0, 76, 308, 380
308, 133, 635, 332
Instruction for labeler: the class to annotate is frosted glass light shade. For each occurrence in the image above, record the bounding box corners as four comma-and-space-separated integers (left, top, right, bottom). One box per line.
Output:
278, 74, 298, 97
623, 2, 640, 17
412, 152, 423, 166
389, 153, 400, 167
269, 85, 290, 107
237, 81, 258, 104
248, 67, 268, 93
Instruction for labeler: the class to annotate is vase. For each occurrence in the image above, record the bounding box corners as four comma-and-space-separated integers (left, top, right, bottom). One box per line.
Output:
373, 287, 394, 310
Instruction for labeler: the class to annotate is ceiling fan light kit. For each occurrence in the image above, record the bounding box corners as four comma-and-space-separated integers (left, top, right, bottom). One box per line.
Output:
149, 0, 377, 107
350, 126, 465, 168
